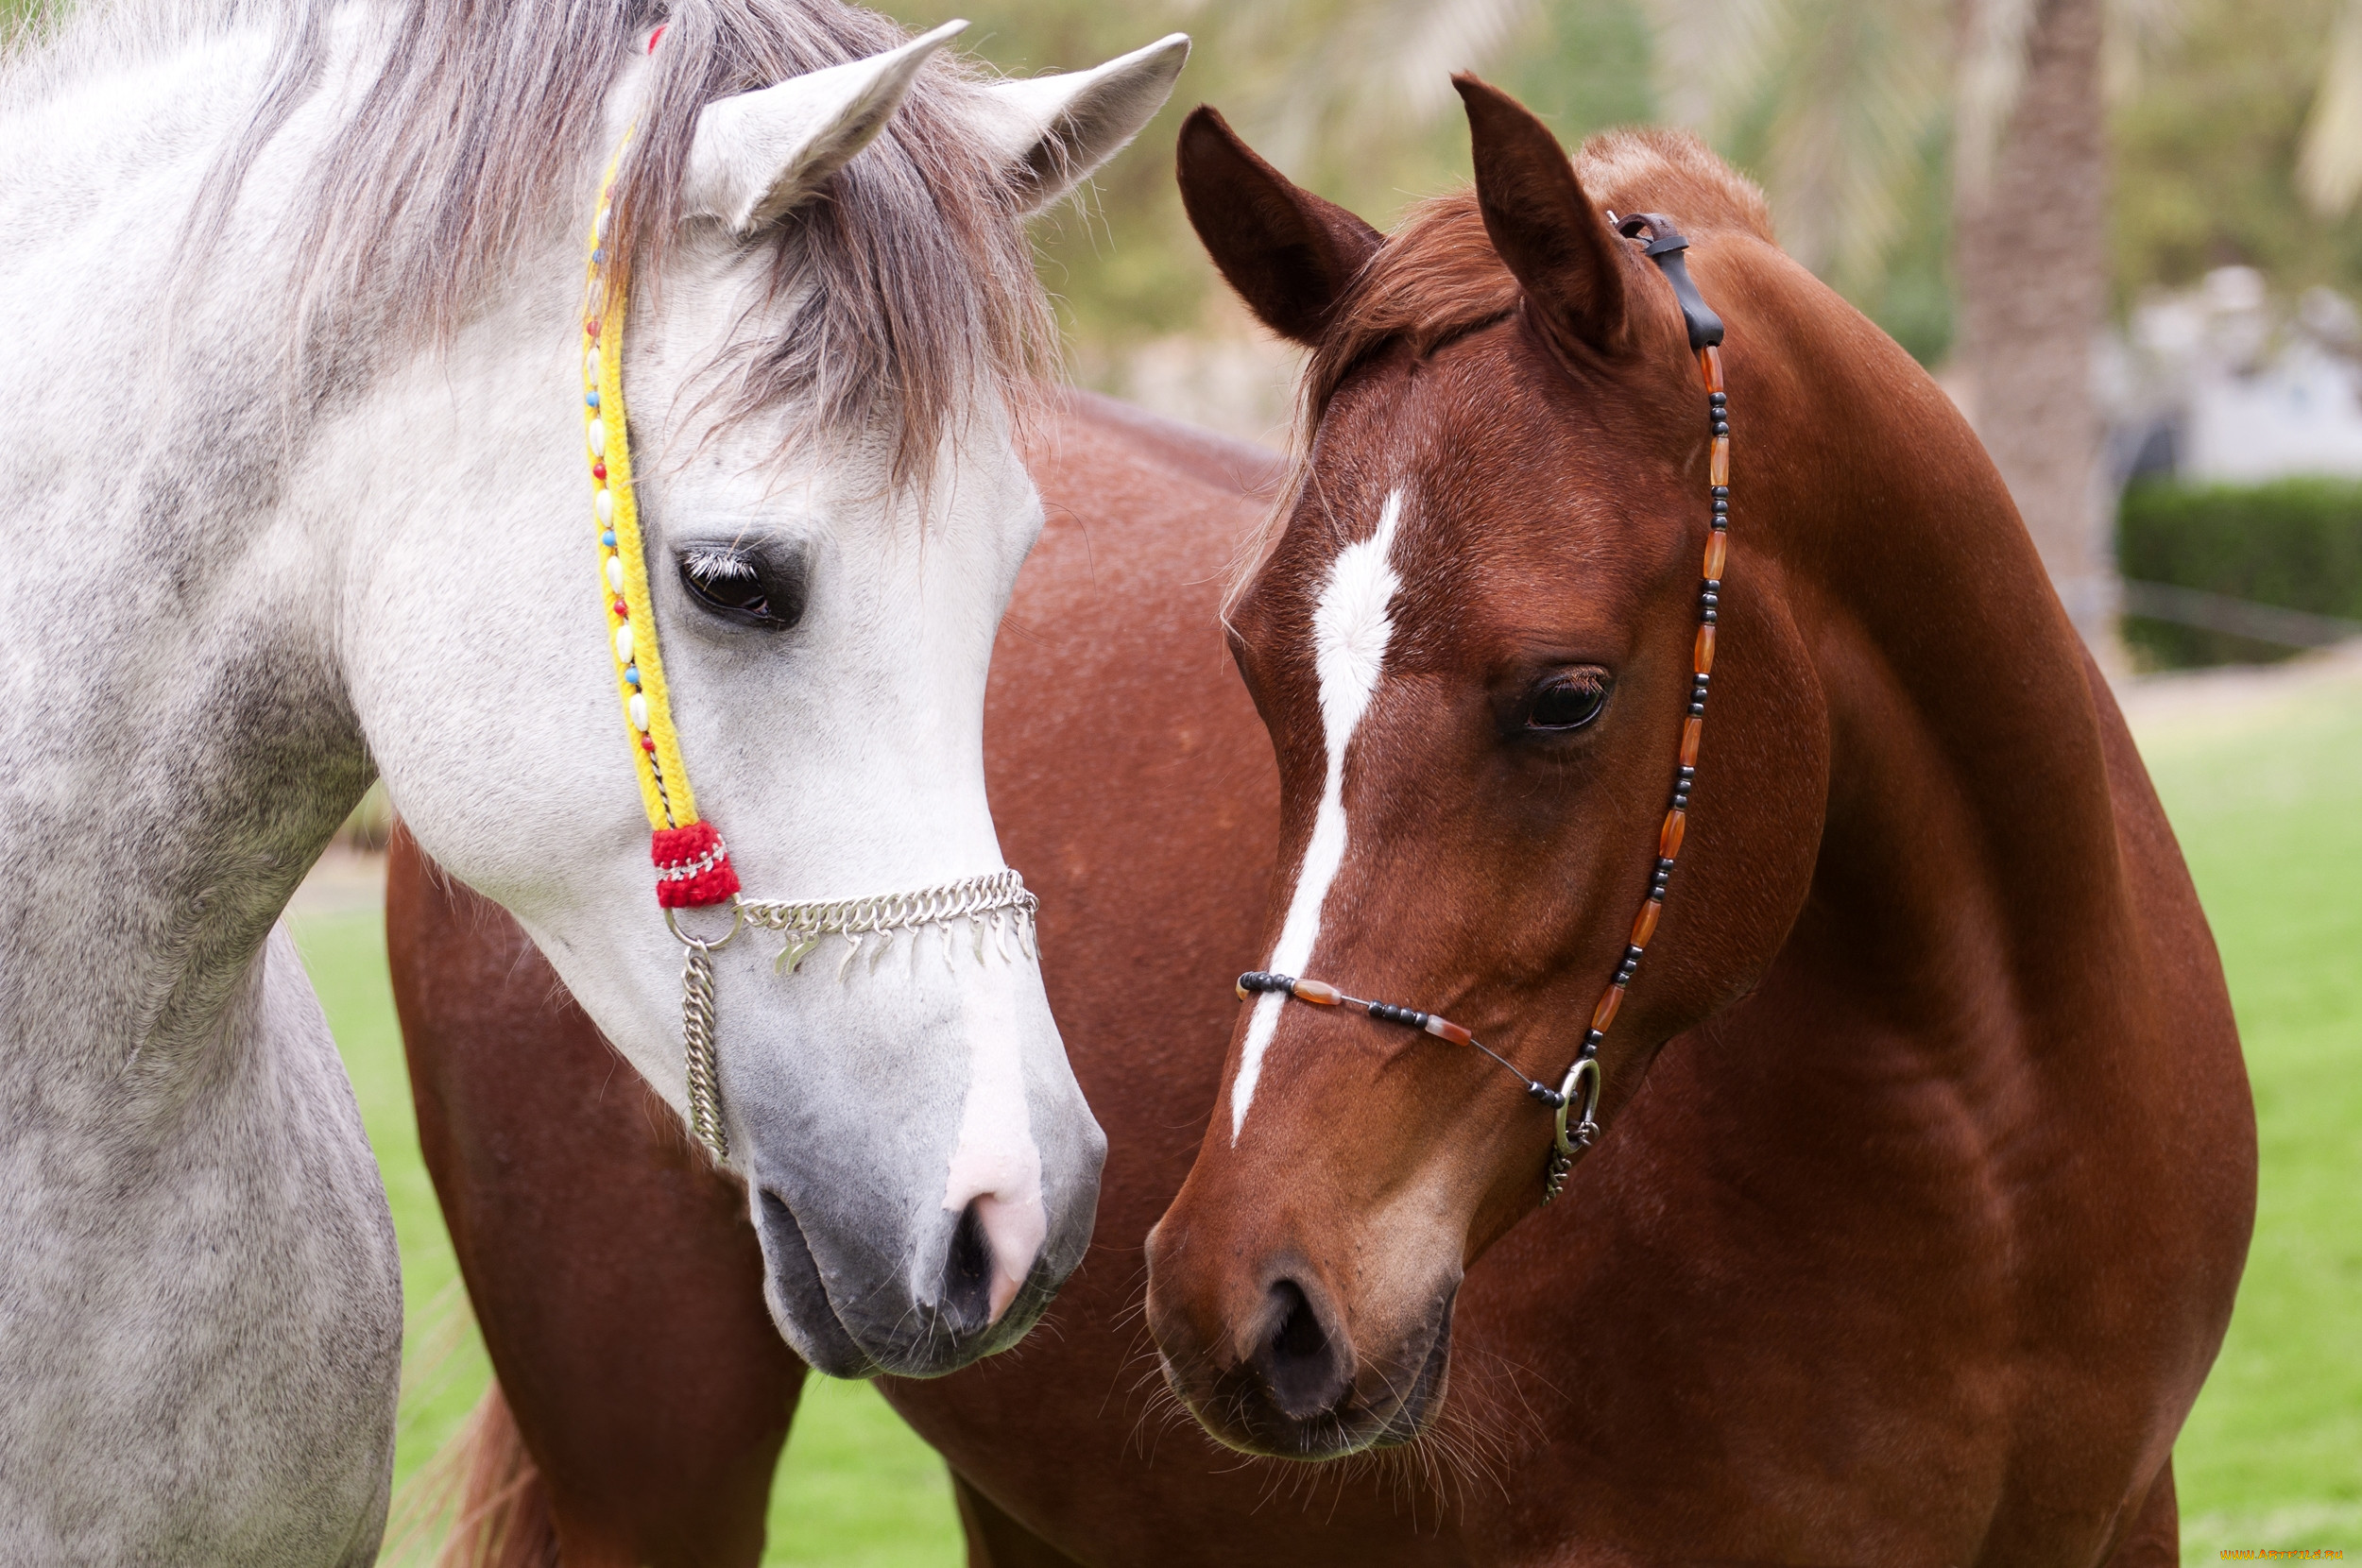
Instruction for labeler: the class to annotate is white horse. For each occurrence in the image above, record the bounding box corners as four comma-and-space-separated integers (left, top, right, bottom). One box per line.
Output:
0, 0, 1184, 1559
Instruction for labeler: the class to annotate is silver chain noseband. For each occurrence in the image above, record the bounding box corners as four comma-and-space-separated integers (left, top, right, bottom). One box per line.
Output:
665, 871, 1040, 1161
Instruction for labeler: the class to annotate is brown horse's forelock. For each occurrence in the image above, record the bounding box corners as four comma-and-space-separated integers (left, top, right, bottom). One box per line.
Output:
1229, 128, 1772, 603
119, 0, 1050, 487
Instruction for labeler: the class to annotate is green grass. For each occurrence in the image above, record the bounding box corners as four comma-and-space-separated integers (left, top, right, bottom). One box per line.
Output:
2131, 673, 2362, 1560
291, 667, 2362, 1565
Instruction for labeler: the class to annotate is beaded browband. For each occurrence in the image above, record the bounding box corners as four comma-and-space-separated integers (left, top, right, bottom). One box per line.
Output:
1236, 213, 1729, 1203
581, 122, 1037, 1161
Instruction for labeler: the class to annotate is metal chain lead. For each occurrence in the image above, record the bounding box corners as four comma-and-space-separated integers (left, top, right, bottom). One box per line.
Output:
680, 939, 727, 1160
662, 870, 1040, 1164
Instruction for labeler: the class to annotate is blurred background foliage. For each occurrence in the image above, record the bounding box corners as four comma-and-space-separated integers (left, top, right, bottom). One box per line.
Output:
885, 0, 2353, 379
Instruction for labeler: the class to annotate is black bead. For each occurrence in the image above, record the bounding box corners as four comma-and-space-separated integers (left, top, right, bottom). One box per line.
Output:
1579, 1037, 1600, 1060
1530, 1082, 1565, 1107
1705, 578, 1721, 592
1712, 420, 1729, 435
1713, 497, 1729, 514
1688, 700, 1705, 715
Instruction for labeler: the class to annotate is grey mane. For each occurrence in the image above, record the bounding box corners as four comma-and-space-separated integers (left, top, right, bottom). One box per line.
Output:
6, 0, 1051, 483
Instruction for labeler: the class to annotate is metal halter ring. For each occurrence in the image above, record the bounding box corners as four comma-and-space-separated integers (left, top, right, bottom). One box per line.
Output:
1552, 1056, 1601, 1158
663, 897, 745, 951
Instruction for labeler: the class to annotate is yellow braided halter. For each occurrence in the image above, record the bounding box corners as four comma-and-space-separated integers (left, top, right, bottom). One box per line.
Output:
583, 129, 740, 909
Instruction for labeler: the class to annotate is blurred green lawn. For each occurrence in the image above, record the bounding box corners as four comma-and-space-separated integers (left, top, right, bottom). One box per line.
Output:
292, 668, 2360, 1566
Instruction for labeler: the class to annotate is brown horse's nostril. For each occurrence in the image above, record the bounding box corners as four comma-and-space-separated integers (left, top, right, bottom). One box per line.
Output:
1255, 1279, 1350, 1421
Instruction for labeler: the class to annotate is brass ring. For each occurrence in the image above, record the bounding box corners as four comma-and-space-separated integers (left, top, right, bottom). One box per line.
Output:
664, 897, 745, 950
1552, 1057, 1601, 1157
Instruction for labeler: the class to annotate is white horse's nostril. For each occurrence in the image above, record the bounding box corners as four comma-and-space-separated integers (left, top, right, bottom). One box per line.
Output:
942, 1141, 1047, 1324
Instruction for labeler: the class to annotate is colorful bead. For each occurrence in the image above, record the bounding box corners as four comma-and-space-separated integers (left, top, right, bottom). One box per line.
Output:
601, 530, 617, 548
624, 665, 641, 687
592, 462, 607, 482
641, 736, 657, 754
612, 597, 628, 618
586, 389, 600, 409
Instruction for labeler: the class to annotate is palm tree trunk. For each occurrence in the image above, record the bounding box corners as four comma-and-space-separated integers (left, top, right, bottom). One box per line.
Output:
1952, 0, 2116, 661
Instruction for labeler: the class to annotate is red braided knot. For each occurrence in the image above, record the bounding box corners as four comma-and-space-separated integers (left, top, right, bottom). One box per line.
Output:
652, 821, 740, 908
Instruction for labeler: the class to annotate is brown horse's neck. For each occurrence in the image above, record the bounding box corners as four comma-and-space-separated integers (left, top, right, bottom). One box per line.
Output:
1729, 257, 2135, 1085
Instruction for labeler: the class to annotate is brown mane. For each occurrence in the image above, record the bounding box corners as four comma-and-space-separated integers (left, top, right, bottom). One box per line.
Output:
1302, 128, 1772, 418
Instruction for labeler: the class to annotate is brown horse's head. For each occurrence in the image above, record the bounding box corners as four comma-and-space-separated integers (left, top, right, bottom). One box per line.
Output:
1144, 84, 1830, 1457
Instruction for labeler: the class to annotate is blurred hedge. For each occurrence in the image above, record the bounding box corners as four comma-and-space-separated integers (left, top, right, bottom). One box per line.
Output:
2116, 478, 2362, 668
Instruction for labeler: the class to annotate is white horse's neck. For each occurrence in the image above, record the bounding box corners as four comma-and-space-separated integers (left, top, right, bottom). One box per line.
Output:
1, 18, 576, 1073
0, 27, 509, 1561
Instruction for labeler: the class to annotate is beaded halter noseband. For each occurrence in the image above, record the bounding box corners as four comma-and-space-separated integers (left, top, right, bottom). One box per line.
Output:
1236, 213, 1728, 1203
581, 122, 1036, 1161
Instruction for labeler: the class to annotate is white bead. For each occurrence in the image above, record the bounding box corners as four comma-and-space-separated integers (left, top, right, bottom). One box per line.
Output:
628, 693, 650, 732
586, 349, 602, 384
613, 622, 634, 663
606, 555, 625, 593
596, 206, 612, 240
587, 418, 606, 457
595, 490, 614, 524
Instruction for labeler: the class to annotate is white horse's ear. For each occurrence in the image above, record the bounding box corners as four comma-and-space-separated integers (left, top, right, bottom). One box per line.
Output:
685, 19, 968, 237
981, 34, 1190, 214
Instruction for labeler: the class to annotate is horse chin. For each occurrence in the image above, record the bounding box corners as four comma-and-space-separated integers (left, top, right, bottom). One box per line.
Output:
754, 1186, 881, 1378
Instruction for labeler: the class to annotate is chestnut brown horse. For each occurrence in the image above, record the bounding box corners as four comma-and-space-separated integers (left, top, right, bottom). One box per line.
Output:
390, 90, 2252, 1567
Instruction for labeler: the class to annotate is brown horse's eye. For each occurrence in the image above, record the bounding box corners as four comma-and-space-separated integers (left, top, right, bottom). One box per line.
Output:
1525, 672, 1610, 732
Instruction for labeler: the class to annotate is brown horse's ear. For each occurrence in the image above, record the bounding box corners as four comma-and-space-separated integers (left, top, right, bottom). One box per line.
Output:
1176, 106, 1383, 346
1453, 75, 1631, 359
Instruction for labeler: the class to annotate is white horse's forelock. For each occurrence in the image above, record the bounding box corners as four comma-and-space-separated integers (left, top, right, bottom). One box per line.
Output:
1231, 486, 1406, 1141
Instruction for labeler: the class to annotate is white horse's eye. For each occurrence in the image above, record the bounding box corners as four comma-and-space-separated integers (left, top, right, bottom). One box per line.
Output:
678, 543, 807, 630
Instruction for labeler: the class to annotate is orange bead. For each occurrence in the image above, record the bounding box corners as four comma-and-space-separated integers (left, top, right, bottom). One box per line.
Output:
1590, 985, 1625, 1032
1699, 345, 1725, 393
1681, 715, 1703, 766
1292, 979, 1341, 1005
1630, 897, 1663, 947
1703, 531, 1727, 580
1426, 1016, 1473, 1047
1659, 809, 1687, 860
1709, 436, 1729, 489
1694, 623, 1717, 674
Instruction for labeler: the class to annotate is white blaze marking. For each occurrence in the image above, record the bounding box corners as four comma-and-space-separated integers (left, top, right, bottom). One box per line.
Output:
1230, 488, 1406, 1142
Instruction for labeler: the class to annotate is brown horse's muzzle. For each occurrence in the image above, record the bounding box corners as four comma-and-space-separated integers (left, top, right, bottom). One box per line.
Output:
1143, 1184, 1462, 1459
